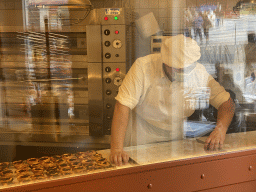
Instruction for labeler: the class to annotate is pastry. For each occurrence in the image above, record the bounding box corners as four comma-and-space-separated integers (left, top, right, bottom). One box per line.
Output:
87, 150, 97, 156
61, 167, 73, 175
15, 168, 30, 175
27, 158, 39, 166
0, 162, 9, 170
70, 161, 81, 168
0, 176, 13, 185
46, 169, 60, 177
1, 169, 13, 178
58, 163, 70, 169
62, 153, 72, 160
17, 174, 32, 183
55, 159, 66, 165
81, 159, 95, 167
32, 174, 46, 181
72, 165, 85, 173
75, 152, 87, 157
51, 155, 62, 162
78, 155, 90, 161
31, 167, 44, 175
29, 162, 43, 169
67, 157, 78, 164
39, 156, 51, 163
89, 152, 103, 161
43, 161, 55, 169
12, 160, 28, 169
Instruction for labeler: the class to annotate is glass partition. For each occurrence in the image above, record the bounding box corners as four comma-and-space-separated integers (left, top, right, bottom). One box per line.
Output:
0, 0, 256, 189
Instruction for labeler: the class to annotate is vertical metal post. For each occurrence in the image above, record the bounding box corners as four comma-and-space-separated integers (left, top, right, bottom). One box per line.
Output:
235, 22, 237, 45
44, 18, 51, 92
87, 25, 104, 136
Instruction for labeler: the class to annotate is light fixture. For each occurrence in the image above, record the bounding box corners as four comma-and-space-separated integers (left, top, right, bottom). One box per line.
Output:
32, 0, 92, 9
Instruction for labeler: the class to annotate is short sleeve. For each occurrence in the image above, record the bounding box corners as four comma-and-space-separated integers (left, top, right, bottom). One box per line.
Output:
208, 77, 230, 109
115, 59, 144, 110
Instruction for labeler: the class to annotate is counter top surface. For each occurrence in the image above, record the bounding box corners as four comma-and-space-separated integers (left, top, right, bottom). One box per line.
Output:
114, 131, 256, 166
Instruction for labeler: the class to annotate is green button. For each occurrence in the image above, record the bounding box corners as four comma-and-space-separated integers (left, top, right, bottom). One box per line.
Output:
114, 16, 118, 20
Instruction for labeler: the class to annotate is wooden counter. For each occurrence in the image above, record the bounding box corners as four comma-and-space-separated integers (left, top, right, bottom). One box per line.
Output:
1, 131, 256, 192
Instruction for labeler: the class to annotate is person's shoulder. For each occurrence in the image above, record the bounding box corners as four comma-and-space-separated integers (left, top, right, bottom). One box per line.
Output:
194, 62, 208, 72
135, 53, 161, 67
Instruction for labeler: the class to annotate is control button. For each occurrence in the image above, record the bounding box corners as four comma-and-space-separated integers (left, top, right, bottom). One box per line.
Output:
116, 68, 120, 72
115, 54, 119, 57
105, 78, 111, 83
106, 90, 112, 95
114, 16, 118, 20
105, 53, 111, 59
113, 39, 122, 49
115, 30, 119, 34
106, 103, 112, 109
114, 77, 123, 86
104, 29, 110, 36
147, 184, 153, 189
104, 17, 108, 21
105, 67, 111, 72
104, 41, 111, 47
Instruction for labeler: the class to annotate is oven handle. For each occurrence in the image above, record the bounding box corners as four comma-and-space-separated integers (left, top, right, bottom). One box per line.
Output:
20, 77, 86, 82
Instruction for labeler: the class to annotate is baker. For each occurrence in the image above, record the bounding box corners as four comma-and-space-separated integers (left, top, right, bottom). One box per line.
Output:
110, 34, 235, 166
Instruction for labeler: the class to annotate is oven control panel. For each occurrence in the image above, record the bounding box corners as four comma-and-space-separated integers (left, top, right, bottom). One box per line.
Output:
101, 9, 127, 135
102, 25, 126, 63
103, 63, 126, 134
87, 8, 127, 136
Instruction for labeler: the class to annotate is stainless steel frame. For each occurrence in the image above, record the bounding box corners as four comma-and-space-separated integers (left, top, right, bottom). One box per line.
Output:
87, 8, 127, 136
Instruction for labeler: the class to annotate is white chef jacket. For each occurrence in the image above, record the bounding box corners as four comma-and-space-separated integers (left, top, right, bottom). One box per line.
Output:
115, 54, 230, 146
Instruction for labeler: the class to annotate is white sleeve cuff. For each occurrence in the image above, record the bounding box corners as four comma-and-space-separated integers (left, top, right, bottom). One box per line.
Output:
115, 95, 138, 110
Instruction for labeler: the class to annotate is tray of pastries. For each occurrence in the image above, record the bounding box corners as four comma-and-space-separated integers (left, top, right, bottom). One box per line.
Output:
0, 150, 115, 187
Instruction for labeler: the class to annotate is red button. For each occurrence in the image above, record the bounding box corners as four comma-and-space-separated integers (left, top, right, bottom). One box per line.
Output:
104, 17, 108, 21
116, 68, 120, 72
115, 30, 119, 34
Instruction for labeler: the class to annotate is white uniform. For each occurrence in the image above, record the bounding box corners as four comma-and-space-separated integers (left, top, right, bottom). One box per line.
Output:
116, 54, 230, 147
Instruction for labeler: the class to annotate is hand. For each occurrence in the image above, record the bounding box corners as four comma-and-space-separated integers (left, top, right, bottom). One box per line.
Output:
204, 123, 227, 151
110, 149, 129, 166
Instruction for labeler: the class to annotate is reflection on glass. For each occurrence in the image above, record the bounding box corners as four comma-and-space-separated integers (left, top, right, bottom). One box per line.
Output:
2, 0, 256, 189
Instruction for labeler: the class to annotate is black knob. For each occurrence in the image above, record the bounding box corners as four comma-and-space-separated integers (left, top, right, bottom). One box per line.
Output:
105, 78, 111, 83
104, 41, 111, 47
105, 67, 111, 72
106, 90, 112, 95
104, 29, 110, 36
115, 54, 119, 57
105, 53, 111, 59
106, 103, 112, 109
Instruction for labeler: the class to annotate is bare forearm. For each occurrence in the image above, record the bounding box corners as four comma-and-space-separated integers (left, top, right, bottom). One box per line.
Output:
205, 97, 235, 150
111, 101, 130, 150
216, 97, 235, 132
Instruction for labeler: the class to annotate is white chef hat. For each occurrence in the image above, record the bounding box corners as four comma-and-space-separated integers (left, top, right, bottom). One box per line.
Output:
161, 34, 201, 69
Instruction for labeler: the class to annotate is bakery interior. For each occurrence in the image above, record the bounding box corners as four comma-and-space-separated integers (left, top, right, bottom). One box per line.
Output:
0, 0, 256, 190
